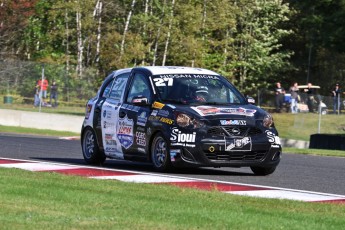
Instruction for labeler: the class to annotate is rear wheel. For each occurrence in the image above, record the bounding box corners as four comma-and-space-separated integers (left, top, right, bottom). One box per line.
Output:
250, 166, 276, 176
81, 127, 106, 165
151, 133, 172, 172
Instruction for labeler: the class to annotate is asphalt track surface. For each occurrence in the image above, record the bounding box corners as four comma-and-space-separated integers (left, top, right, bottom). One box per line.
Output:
1, 133, 344, 196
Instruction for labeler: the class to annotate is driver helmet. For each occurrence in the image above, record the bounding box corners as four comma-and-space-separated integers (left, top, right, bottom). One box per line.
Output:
195, 86, 209, 102
196, 86, 209, 94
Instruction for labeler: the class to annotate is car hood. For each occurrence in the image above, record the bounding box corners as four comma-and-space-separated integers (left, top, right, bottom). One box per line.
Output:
164, 103, 267, 124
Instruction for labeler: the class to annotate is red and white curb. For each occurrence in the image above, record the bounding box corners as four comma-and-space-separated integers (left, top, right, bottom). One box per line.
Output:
1, 157, 345, 204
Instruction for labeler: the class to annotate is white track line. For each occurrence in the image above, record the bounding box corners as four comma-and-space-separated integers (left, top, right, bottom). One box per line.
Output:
1, 157, 344, 203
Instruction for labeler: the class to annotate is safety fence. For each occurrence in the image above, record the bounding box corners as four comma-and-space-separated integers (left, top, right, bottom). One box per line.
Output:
0, 60, 101, 110
1, 61, 345, 140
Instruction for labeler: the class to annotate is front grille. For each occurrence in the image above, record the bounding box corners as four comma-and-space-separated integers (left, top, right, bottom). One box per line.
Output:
205, 151, 266, 162
207, 126, 262, 137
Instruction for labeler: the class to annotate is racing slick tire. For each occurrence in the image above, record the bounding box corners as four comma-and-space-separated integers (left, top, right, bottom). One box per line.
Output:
150, 133, 172, 172
81, 127, 106, 165
250, 166, 276, 176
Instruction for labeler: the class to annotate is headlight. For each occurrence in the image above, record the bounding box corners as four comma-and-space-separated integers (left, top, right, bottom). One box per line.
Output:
176, 113, 205, 129
263, 114, 274, 128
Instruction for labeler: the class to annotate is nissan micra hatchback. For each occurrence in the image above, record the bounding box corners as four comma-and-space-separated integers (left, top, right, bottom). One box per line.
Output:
81, 66, 281, 175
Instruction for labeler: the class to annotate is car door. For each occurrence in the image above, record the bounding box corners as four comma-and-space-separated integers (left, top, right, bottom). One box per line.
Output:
101, 73, 130, 159
118, 71, 154, 157
93, 74, 116, 150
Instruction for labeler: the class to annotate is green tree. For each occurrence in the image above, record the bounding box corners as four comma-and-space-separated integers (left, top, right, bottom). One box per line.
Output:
230, 0, 293, 95
286, 0, 345, 94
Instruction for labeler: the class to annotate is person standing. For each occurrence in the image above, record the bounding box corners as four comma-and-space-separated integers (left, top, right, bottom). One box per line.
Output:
332, 83, 341, 114
304, 83, 314, 113
274, 82, 285, 113
37, 76, 49, 100
50, 80, 58, 107
289, 82, 299, 113
34, 84, 40, 107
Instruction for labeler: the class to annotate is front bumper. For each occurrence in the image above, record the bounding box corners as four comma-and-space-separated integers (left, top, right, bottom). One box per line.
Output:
169, 135, 281, 168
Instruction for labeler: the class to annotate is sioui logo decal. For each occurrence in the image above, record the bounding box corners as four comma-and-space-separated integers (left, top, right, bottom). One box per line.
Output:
265, 130, 281, 145
170, 128, 196, 147
220, 120, 246, 126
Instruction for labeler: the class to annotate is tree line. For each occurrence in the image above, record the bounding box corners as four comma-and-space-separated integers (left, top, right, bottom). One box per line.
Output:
1, 0, 345, 97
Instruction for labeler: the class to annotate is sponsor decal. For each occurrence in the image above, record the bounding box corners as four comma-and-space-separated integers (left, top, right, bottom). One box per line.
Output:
170, 127, 196, 147
104, 134, 117, 152
152, 101, 165, 109
122, 104, 140, 112
159, 117, 174, 125
158, 110, 169, 117
149, 115, 161, 121
151, 110, 158, 116
265, 130, 281, 145
104, 133, 117, 145
105, 147, 117, 152
137, 126, 146, 132
170, 149, 181, 162
191, 106, 256, 117
220, 120, 246, 126
136, 131, 146, 146
137, 111, 148, 126
117, 115, 134, 149
103, 121, 115, 129
103, 109, 112, 119
225, 137, 252, 151
156, 74, 219, 80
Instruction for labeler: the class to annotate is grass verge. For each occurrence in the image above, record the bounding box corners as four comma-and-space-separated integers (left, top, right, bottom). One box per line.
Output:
284, 147, 345, 157
0, 125, 79, 137
273, 113, 345, 141
1, 168, 345, 230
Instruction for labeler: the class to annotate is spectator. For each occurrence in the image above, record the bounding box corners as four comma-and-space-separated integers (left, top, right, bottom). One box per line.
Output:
331, 83, 341, 114
274, 82, 285, 113
37, 76, 49, 100
289, 82, 299, 114
304, 82, 314, 113
34, 84, 40, 107
50, 80, 58, 107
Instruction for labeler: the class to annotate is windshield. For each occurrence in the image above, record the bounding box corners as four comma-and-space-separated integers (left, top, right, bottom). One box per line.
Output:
151, 74, 246, 105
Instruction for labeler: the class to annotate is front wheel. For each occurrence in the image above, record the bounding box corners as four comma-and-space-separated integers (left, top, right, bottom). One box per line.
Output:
150, 133, 172, 172
81, 127, 106, 165
250, 166, 276, 176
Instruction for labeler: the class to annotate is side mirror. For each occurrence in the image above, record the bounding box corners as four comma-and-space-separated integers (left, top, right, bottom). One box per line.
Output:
132, 96, 149, 106
247, 96, 255, 104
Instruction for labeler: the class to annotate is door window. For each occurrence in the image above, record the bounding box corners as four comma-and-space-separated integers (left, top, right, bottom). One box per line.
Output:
109, 73, 130, 101
102, 79, 114, 98
126, 73, 152, 103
